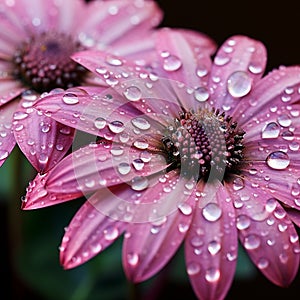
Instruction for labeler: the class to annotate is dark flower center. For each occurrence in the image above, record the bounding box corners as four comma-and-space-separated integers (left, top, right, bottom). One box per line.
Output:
161, 108, 245, 182
13, 32, 87, 93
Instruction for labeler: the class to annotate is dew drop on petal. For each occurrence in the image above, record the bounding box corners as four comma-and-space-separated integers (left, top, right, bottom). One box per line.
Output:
123, 86, 142, 101
277, 114, 292, 127
133, 139, 149, 150
257, 257, 269, 269
194, 86, 209, 102
62, 93, 79, 105
127, 252, 139, 266
131, 176, 148, 191
244, 234, 261, 250
178, 202, 193, 216
13, 111, 29, 120
108, 120, 125, 133
118, 162, 131, 175
266, 151, 290, 170
202, 203, 222, 222
187, 262, 201, 275
105, 54, 123, 66
94, 117, 106, 129
208, 240, 221, 255
131, 117, 151, 130
205, 268, 220, 282
236, 214, 251, 230
163, 54, 182, 71
132, 158, 144, 171
227, 71, 252, 98
261, 122, 280, 139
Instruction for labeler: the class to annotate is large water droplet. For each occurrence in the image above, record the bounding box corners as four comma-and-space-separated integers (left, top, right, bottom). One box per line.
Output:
132, 158, 144, 171
108, 120, 125, 133
62, 93, 79, 105
266, 151, 290, 170
194, 86, 209, 102
94, 117, 106, 129
202, 203, 222, 222
131, 117, 151, 130
163, 54, 182, 71
105, 54, 123, 66
118, 162, 131, 175
123, 86, 142, 101
13, 111, 29, 120
131, 176, 149, 191
208, 240, 221, 255
227, 71, 252, 97
187, 262, 201, 275
236, 215, 251, 230
244, 234, 261, 250
0, 149, 9, 160
127, 252, 139, 266
261, 122, 280, 139
205, 268, 220, 282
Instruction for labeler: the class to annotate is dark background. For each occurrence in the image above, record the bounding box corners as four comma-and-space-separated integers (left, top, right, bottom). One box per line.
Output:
1, 0, 300, 299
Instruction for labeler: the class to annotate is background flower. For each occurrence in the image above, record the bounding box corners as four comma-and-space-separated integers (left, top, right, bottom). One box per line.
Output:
0, 0, 163, 172
2, 1, 300, 300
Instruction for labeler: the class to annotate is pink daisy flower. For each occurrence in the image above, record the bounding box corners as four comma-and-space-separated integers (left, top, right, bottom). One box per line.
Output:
23, 29, 300, 300
0, 0, 162, 171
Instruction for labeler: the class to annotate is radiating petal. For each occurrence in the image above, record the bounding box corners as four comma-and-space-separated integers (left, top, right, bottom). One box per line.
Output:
227, 179, 300, 286
123, 175, 196, 282
60, 192, 127, 269
13, 105, 75, 172
22, 141, 169, 209
185, 181, 238, 300
233, 66, 300, 124
0, 99, 19, 167
80, 0, 163, 49
0, 79, 26, 106
154, 28, 215, 110
209, 35, 267, 114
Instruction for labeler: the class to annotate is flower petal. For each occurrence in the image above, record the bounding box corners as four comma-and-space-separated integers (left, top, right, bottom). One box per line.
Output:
185, 181, 238, 300
0, 78, 26, 106
22, 141, 168, 209
80, 0, 163, 50
154, 28, 215, 110
233, 66, 300, 124
0, 100, 19, 167
60, 192, 127, 269
227, 179, 300, 286
123, 175, 195, 282
13, 105, 75, 172
209, 35, 267, 115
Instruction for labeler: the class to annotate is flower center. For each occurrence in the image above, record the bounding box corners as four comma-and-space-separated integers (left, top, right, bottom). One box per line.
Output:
161, 108, 245, 182
13, 32, 87, 93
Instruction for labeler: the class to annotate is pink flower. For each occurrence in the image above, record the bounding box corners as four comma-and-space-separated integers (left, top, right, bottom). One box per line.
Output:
0, 0, 162, 171
23, 29, 300, 300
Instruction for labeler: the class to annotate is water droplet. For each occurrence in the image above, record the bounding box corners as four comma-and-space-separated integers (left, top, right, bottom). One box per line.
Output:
261, 122, 280, 139
104, 226, 119, 241
187, 262, 201, 275
208, 240, 221, 255
132, 159, 144, 171
163, 54, 182, 71
94, 117, 106, 129
202, 203, 222, 222
205, 268, 220, 282
62, 93, 79, 105
233, 177, 244, 191
118, 162, 131, 175
194, 86, 209, 102
244, 234, 261, 250
227, 71, 252, 97
178, 202, 193, 216
266, 151, 290, 170
133, 138, 149, 150
108, 120, 125, 133
13, 111, 28, 120
257, 257, 269, 269
0, 149, 9, 160
277, 114, 292, 127
131, 176, 149, 191
105, 54, 123, 66
131, 117, 151, 130
127, 253, 139, 266
236, 214, 251, 230
123, 86, 142, 102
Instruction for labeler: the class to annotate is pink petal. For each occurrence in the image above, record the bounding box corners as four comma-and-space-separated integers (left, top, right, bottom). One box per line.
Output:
123, 175, 196, 282
22, 141, 169, 209
0, 79, 26, 106
13, 104, 75, 173
285, 208, 300, 227
80, 0, 163, 48
226, 179, 300, 286
34, 86, 169, 137
233, 66, 300, 124
241, 157, 300, 209
60, 193, 127, 269
0, 100, 19, 167
209, 35, 267, 115
155, 28, 215, 110
185, 181, 238, 300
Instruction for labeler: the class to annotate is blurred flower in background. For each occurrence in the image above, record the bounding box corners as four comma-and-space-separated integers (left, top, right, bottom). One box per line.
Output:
0, 0, 162, 172
24, 28, 300, 300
